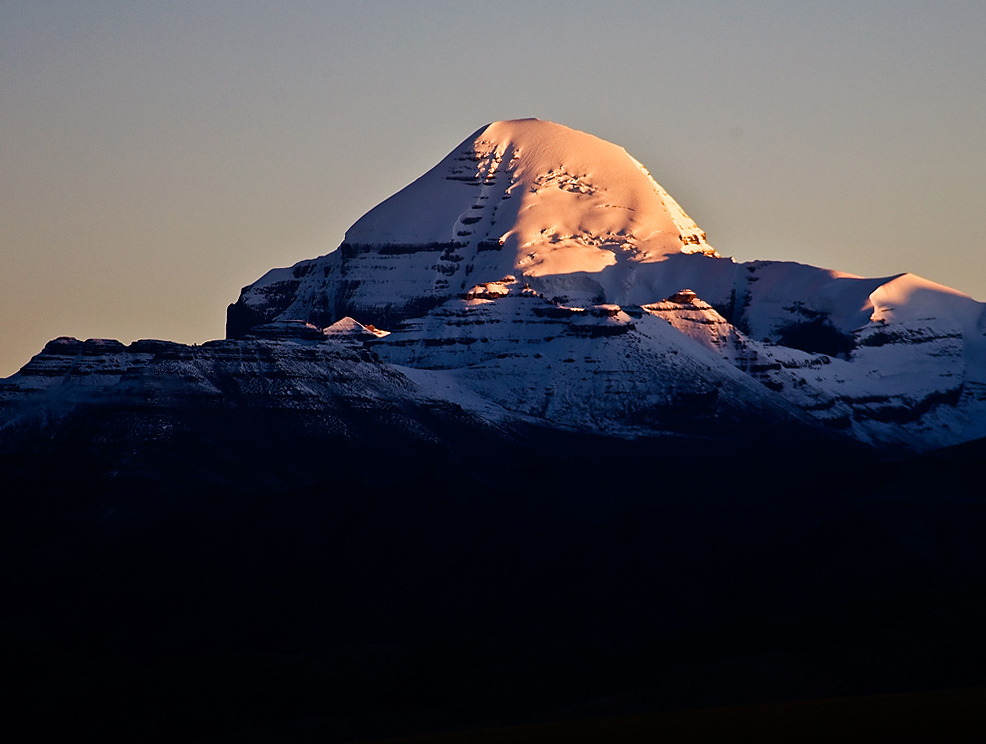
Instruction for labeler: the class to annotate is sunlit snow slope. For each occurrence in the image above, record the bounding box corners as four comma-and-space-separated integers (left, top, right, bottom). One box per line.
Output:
226, 119, 716, 335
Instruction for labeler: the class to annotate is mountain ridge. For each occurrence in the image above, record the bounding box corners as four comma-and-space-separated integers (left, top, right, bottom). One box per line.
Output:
3, 119, 985, 452
219, 119, 986, 452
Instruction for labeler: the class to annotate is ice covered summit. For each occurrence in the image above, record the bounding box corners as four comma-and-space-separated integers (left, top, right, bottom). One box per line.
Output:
226, 118, 717, 336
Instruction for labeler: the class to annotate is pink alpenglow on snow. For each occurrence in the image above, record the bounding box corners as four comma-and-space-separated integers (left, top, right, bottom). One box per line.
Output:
345, 118, 718, 272
227, 119, 719, 337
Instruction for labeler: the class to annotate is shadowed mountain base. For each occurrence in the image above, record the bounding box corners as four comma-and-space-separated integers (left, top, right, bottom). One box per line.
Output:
2, 427, 984, 743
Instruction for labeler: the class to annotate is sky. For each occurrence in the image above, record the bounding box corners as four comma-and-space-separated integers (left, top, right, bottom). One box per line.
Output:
2, 1, 985, 376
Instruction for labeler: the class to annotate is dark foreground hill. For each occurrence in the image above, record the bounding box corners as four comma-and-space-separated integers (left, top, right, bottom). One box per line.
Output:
2, 420, 984, 742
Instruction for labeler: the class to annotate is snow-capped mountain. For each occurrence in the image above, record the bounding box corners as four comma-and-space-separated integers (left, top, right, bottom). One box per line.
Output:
225, 118, 716, 337
2, 118, 984, 452
223, 119, 986, 451
4, 120, 986, 743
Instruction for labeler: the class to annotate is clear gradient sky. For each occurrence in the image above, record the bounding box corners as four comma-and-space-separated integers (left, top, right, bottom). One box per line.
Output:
2, 1, 984, 376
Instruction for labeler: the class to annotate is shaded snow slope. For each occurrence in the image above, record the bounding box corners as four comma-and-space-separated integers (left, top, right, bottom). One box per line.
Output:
8, 275, 986, 451
644, 291, 986, 450
362, 276, 986, 450
0, 336, 524, 467
369, 278, 813, 437
0, 325, 828, 458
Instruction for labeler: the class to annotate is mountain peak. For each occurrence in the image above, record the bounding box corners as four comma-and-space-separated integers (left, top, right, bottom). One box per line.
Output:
221, 120, 986, 452
344, 118, 717, 270
226, 119, 720, 336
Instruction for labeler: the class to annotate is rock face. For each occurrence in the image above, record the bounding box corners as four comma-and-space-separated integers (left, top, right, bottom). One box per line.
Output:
222, 119, 986, 452
0, 334, 509, 486
0, 306, 827, 469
